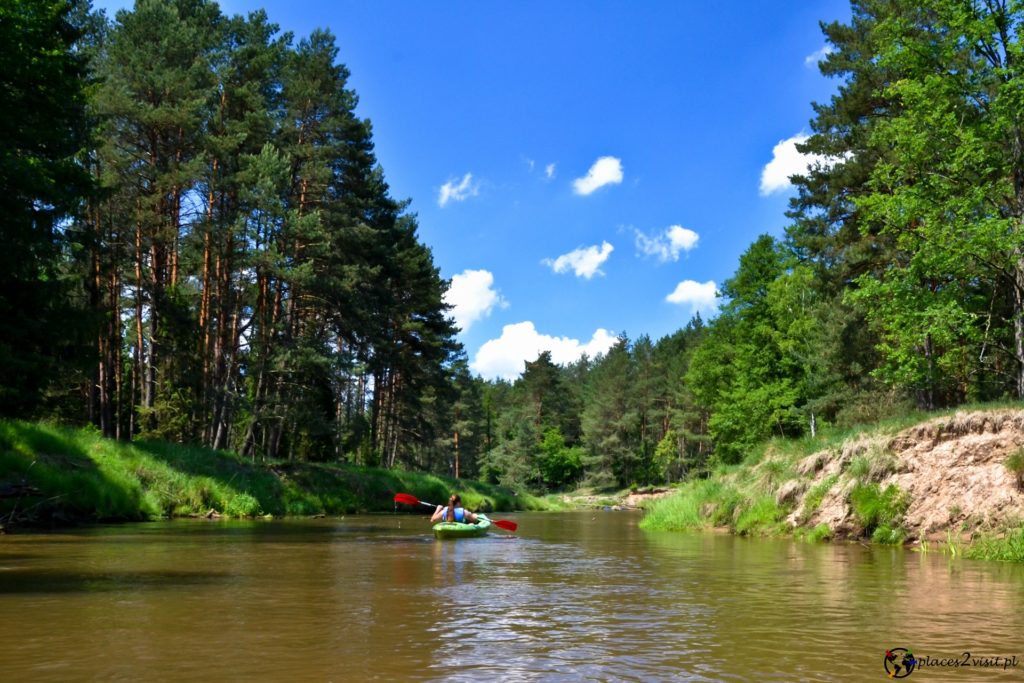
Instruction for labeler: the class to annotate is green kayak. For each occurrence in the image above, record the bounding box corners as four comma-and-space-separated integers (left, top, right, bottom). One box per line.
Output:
432, 514, 491, 539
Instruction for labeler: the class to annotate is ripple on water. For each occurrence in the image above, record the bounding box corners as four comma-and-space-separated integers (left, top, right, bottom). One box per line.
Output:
2, 515, 1024, 682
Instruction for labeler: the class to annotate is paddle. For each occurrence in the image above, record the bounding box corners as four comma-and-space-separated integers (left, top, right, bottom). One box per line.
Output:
393, 493, 518, 531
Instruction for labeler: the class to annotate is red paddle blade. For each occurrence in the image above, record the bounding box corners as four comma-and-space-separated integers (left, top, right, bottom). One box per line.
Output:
393, 493, 420, 505
493, 519, 518, 532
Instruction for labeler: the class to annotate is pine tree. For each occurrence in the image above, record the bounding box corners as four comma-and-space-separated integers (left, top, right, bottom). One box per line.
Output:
96, 0, 221, 437
581, 337, 639, 487
197, 10, 288, 450
0, 0, 91, 416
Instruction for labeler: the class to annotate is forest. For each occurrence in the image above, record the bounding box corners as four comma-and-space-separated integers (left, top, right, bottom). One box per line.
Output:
5, 0, 1024, 494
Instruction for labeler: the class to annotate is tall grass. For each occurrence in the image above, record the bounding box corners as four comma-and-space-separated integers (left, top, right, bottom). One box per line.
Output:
849, 482, 909, 544
639, 480, 742, 531
638, 401, 1024, 562
964, 528, 1024, 562
734, 496, 787, 536
640, 481, 788, 536
1005, 449, 1024, 491
800, 475, 838, 524
0, 420, 540, 526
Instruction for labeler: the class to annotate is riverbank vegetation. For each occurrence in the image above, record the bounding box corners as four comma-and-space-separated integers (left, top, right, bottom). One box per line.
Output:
3, 0, 1024, 557
641, 406, 1024, 562
0, 420, 541, 528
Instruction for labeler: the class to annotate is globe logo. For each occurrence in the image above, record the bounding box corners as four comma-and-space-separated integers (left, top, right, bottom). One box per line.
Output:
884, 648, 918, 678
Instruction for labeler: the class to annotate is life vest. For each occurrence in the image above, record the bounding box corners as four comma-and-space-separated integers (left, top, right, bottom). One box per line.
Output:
443, 506, 466, 522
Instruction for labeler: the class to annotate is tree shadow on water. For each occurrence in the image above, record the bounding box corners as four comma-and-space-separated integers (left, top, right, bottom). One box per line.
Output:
0, 569, 233, 595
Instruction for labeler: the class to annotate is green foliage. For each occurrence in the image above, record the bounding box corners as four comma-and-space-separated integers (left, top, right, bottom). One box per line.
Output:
537, 428, 584, 490
581, 337, 645, 486
800, 475, 838, 523
849, 483, 909, 540
847, 455, 871, 481
641, 478, 789, 536
15, 0, 468, 471
799, 523, 833, 543
964, 528, 1024, 563
871, 524, 906, 545
686, 236, 812, 464
1005, 449, 1024, 491
652, 430, 679, 484
0, 0, 92, 416
838, 0, 1024, 408
755, 457, 794, 494
639, 480, 744, 531
224, 493, 262, 518
734, 496, 787, 536
0, 420, 539, 527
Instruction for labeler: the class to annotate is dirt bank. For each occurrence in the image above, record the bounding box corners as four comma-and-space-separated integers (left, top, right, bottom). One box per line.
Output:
790, 410, 1024, 540
559, 488, 674, 510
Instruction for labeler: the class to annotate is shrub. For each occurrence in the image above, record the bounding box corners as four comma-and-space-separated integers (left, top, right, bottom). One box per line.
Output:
850, 483, 909, 540
871, 525, 906, 545
1005, 449, 1024, 491
224, 493, 262, 518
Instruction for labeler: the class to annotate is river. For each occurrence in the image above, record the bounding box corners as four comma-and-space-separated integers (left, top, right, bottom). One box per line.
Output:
1, 511, 1022, 681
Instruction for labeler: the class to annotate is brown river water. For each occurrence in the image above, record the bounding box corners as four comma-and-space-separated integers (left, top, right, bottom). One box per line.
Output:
1, 511, 1023, 682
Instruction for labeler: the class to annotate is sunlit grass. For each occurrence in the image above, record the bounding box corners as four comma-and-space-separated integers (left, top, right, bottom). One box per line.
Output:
639, 480, 744, 531
637, 401, 1024, 561
849, 482, 909, 544
0, 419, 539, 526
734, 496, 787, 536
964, 528, 1024, 562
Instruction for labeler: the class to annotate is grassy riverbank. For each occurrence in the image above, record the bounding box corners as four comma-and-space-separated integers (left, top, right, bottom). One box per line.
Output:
640, 403, 1024, 562
0, 420, 543, 529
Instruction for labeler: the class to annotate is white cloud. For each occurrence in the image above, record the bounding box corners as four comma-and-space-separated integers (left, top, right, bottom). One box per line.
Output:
471, 322, 618, 380
438, 173, 480, 207
444, 269, 508, 333
759, 134, 838, 196
573, 156, 623, 195
805, 45, 835, 67
545, 163, 556, 180
544, 241, 614, 279
635, 225, 699, 262
666, 280, 719, 313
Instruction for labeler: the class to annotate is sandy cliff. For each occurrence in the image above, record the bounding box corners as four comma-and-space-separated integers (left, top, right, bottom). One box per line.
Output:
791, 410, 1024, 540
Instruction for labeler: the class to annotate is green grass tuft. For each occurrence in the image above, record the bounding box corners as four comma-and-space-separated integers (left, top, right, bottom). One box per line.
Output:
639, 480, 743, 531
964, 528, 1024, 562
797, 523, 832, 543
800, 475, 838, 523
734, 496, 787, 536
850, 482, 909, 541
1005, 449, 1024, 491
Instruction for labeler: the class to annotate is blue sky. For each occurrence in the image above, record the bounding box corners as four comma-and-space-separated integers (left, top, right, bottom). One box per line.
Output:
93, 0, 851, 380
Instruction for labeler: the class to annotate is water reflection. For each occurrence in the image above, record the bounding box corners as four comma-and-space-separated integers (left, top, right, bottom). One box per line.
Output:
0, 514, 1022, 681
0, 569, 232, 594
642, 530, 1024, 681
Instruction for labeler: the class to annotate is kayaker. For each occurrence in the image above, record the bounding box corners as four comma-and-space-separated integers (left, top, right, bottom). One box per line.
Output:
431, 494, 479, 524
